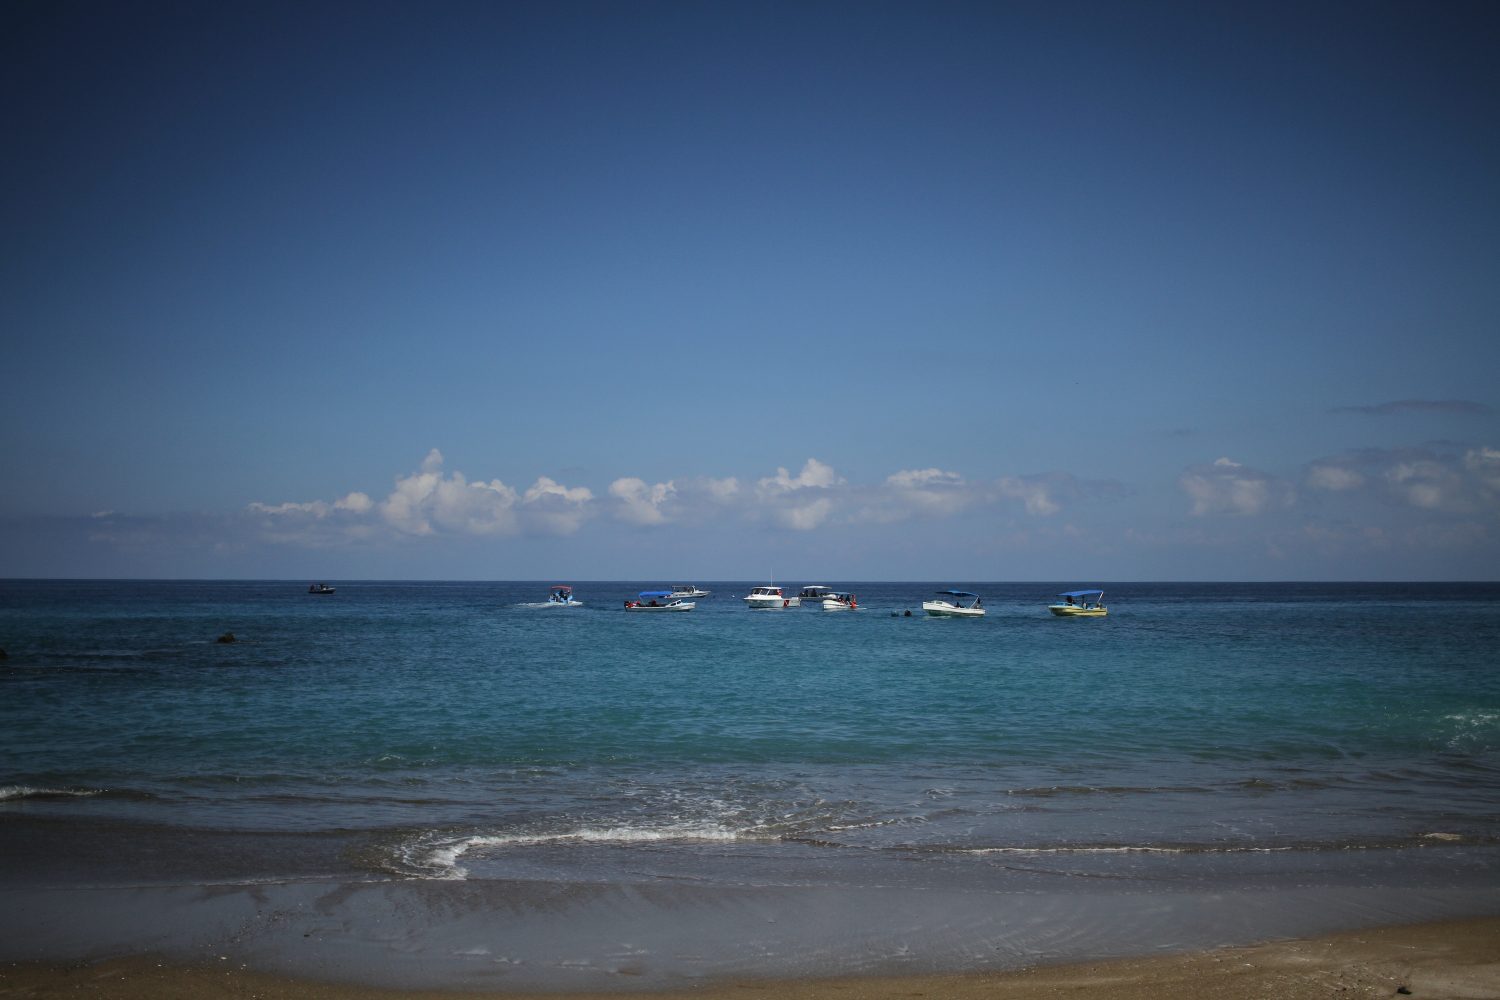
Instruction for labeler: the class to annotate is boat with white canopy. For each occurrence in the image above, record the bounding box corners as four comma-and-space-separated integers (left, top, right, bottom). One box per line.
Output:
922, 590, 985, 617
744, 586, 800, 609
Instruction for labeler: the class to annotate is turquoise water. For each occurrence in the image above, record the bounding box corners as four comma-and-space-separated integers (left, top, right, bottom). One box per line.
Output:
3, 581, 1498, 891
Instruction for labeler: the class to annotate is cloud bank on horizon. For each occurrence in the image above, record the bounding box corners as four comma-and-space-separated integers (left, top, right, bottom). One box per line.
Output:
31, 434, 1489, 580
241, 451, 1126, 543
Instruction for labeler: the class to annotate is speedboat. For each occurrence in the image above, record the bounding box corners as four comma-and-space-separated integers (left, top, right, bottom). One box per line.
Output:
923, 590, 985, 617
546, 585, 583, 607
744, 586, 800, 609
671, 585, 711, 599
798, 585, 835, 603
1049, 590, 1107, 616
822, 591, 858, 610
307, 583, 335, 594
625, 590, 695, 612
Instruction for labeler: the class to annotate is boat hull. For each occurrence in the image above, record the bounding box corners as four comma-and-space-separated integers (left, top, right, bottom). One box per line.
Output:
1049, 605, 1106, 617
626, 601, 695, 612
745, 597, 800, 609
923, 601, 985, 617
822, 599, 857, 611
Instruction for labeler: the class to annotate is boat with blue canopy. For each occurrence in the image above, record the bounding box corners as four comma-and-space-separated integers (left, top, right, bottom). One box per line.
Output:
922, 590, 985, 617
1049, 589, 1107, 616
625, 590, 695, 612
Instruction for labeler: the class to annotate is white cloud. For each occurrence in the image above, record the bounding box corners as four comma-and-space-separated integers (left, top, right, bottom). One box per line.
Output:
609, 477, 677, 525
243, 452, 1131, 548
335, 492, 373, 513
749, 458, 848, 531
377, 450, 523, 536
858, 467, 977, 522
1180, 457, 1294, 516
1301, 445, 1500, 516
518, 476, 593, 535
757, 458, 844, 494
996, 476, 1062, 516
249, 450, 592, 542
781, 497, 834, 531
1307, 463, 1364, 492
1464, 447, 1500, 497
700, 476, 740, 502
886, 468, 963, 489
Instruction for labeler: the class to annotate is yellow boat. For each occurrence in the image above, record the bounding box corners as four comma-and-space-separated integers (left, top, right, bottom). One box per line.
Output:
1049, 589, 1107, 617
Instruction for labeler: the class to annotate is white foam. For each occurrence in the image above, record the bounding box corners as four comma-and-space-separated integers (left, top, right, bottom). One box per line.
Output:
407, 824, 756, 879
955, 844, 1296, 855
0, 785, 102, 801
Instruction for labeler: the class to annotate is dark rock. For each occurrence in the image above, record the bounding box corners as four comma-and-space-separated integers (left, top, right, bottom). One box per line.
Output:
216, 632, 236, 644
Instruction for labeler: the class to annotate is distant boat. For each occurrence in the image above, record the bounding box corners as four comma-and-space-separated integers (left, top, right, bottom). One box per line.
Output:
797, 585, 836, 604
744, 586, 800, 609
822, 591, 858, 611
625, 590, 695, 612
670, 585, 711, 599
307, 583, 335, 595
923, 590, 985, 617
1049, 590, 1107, 617
546, 585, 583, 607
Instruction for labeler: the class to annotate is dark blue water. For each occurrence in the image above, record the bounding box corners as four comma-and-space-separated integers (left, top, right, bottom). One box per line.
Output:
3, 581, 1498, 891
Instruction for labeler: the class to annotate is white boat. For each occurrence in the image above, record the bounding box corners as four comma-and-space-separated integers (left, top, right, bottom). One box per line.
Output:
822, 592, 858, 610
671, 585, 711, 599
798, 585, 835, 603
545, 585, 582, 607
625, 590, 695, 612
744, 586, 800, 609
923, 590, 986, 617
1049, 589, 1107, 617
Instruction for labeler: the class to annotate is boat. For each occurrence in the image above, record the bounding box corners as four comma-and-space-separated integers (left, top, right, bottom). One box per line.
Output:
744, 585, 800, 609
822, 591, 858, 610
670, 585, 711, 599
1049, 590, 1107, 616
798, 585, 835, 603
625, 590, 695, 612
545, 585, 583, 607
922, 590, 985, 617
307, 583, 335, 595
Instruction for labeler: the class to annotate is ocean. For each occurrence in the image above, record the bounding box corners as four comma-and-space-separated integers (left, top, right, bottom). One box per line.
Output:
2, 580, 1498, 990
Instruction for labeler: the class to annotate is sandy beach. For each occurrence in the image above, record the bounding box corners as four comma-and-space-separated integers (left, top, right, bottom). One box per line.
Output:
4, 917, 1498, 1000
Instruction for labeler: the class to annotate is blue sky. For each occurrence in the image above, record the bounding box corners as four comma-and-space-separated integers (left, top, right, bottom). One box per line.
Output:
3, 1, 1497, 580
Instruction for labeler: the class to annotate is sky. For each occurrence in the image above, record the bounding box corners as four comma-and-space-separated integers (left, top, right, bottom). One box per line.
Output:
2, 0, 1498, 581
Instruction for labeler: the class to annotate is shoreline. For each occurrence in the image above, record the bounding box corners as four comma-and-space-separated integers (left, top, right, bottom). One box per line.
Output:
4, 916, 1498, 999
3, 875, 1499, 995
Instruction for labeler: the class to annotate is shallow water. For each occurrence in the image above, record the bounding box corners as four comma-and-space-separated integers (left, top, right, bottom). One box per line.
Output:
4, 580, 1497, 872
3, 581, 1498, 986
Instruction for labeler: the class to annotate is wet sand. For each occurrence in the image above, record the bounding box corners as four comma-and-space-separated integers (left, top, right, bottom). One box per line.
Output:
3, 917, 1498, 1000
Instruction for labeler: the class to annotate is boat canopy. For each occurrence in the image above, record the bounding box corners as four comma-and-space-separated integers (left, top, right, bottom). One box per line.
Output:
551, 585, 572, 592
936, 590, 979, 598
1057, 590, 1103, 599
638, 590, 673, 599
